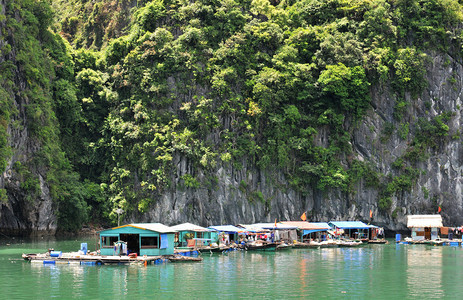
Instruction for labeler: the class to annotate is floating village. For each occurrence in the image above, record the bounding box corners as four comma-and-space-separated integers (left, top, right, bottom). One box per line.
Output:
22, 214, 462, 266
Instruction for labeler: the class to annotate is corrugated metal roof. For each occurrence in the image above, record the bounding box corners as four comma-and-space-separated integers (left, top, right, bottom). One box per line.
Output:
252, 223, 298, 230
281, 221, 331, 230
407, 215, 443, 228
124, 223, 176, 233
208, 225, 243, 232
309, 222, 332, 229
170, 222, 210, 232
329, 221, 370, 229
303, 229, 327, 235
236, 224, 268, 232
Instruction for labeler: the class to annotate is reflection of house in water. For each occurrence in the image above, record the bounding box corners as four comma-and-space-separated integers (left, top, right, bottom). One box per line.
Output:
406, 248, 444, 297
407, 215, 443, 241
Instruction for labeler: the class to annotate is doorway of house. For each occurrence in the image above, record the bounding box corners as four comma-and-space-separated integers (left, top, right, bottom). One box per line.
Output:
120, 234, 140, 255
425, 228, 431, 240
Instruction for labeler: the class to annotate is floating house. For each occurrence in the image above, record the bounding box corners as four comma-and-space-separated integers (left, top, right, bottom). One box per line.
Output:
236, 224, 268, 233
252, 223, 299, 241
282, 221, 332, 242
208, 225, 243, 244
407, 215, 443, 241
99, 223, 175, 256
170, 223, 212, 248
328, 221, 372, 240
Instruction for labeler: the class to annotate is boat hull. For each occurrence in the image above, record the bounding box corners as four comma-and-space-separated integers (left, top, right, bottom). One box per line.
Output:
245, 243, 278, 251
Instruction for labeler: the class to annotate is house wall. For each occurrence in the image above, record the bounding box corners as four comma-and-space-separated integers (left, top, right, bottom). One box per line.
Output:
99, 227, 174, 255
411, 228, 425, 241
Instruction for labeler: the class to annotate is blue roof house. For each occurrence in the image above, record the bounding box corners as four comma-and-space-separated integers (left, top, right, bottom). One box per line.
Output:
329, 221, 372, 240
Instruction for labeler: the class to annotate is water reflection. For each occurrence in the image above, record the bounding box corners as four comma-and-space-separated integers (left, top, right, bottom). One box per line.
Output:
407, 246, 444, 298
6, 241, 463, 298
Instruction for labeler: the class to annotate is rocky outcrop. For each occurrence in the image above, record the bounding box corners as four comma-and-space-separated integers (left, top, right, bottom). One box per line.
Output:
0, 0, 57, 237
0, 0, 462, 236
134, 52, 463, 231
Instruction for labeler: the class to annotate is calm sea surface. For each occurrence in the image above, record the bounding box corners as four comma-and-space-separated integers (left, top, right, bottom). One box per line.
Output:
1, 237, 463, 299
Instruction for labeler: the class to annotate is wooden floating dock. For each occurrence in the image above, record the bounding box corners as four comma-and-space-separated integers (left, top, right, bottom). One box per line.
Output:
398, 239, 463, 246
22, 252, 198, 265
165, 255, 203, 262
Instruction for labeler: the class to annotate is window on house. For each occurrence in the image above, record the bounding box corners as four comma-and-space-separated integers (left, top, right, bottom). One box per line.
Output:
102, 236, 118, 247
141, 236, 158, 248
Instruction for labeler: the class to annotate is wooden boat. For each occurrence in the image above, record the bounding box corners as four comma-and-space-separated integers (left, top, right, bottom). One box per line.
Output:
276, 243, 293, 251
166, 255, 203, 262
430, 240, 446, 246
245, 242, 278, 251
337, 240, 363, 247
292, 242, 311, 248
411, 240, 432, 245
368, 239, 389, 244
307, 241, 322, 248
200, 245, 234, 253
319, 241, 338, 248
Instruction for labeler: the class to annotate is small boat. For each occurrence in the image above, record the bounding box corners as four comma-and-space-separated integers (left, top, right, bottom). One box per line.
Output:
201, 245, 233, 253
307, 241, 322, 248
411, 240, 431, 245
245, 242, 278, 251
276, 243, 292, 251
166, 255, 203, 262
430, 239, 446, 246
337, 240, 363, 247
368, 239, 389, 244
292, 242, 311, 248
319, 240, 338, 248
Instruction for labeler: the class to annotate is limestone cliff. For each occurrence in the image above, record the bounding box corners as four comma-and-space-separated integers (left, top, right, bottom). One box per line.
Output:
1, 0, 463, 237
0, 0, 57, 236
130, 51, 463, 231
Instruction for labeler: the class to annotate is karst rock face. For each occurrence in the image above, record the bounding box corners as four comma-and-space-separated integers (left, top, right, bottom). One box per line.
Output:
123, 53, 461, 232
0, 0, 56, 237
1, 0, 462, 236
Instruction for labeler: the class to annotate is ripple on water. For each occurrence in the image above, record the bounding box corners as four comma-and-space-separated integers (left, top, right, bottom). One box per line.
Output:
2, 241, 463, 298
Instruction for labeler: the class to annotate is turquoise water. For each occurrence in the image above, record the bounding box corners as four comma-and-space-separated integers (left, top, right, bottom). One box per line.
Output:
1, 238, 463, 299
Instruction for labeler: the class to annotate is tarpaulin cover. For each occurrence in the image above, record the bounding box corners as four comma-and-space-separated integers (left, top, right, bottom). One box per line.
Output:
303, 229, 328, 235
160, 233, 168, 249
208, 225, 243, 233
329, 221, 370, 229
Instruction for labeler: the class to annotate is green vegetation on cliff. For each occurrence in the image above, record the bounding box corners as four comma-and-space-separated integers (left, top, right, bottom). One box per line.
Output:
1, 0, 463, 230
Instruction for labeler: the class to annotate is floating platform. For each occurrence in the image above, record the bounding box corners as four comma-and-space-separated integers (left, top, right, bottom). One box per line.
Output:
165, 255, 203, 262
174, 249, 200, 256
22, 252, 194, 265
397, 239, 463, 246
